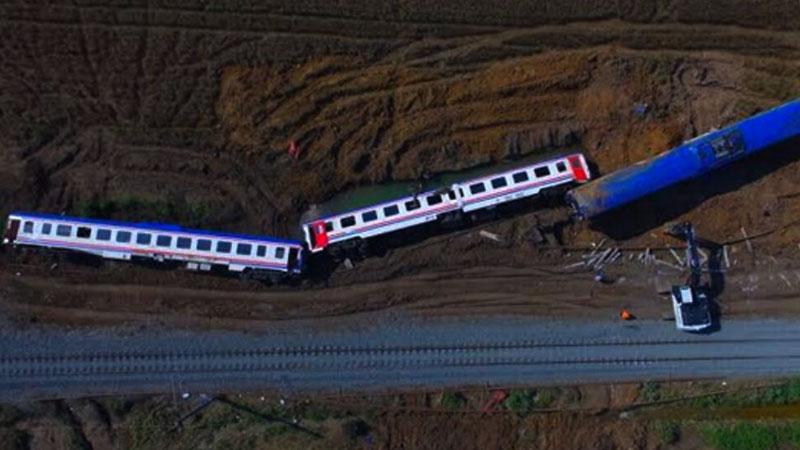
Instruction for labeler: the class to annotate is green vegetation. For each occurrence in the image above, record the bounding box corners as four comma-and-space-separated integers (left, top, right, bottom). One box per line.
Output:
640, 381, 663, 402
126, 405, 174, 450
76, 195, 208, 227
700, 421, 800, 450
533, 388, 558, 408
302, 403, 340, 422
655, 420, 680, 445
440, 392, 466, 411
504, 389, 535, 415
690, 379, 800, 409
502, 388, 561, 414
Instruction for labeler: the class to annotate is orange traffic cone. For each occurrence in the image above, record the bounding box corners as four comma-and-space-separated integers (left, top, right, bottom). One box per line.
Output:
620, 309, 634, 321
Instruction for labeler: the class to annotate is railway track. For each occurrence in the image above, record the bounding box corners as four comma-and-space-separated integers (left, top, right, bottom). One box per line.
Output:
2, 323, 800, 401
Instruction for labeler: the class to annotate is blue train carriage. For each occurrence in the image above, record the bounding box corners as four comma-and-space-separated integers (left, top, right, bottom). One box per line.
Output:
3, 212, 304, 282
567, 99, 800, 219
300, 152, 590, 258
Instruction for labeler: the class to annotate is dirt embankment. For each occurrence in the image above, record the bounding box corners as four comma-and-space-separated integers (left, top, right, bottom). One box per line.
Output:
0, 1, 800, 328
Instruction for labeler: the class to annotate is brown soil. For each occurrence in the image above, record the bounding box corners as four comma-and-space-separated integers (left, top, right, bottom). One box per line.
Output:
4, 379, 786, 450
1, 4, 800, 327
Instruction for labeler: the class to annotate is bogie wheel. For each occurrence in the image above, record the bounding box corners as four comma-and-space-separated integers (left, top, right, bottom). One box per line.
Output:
328, 245, 344, 263
357, 240, 369, 259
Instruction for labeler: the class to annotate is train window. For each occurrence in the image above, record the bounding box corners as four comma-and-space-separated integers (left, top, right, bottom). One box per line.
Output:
710, 132, 745, 159
216, 241, 232, 253
383, 204, 400, 217
362, 211, 378, 222
275, 247, 285, 259
23, 221, 34, 234
196, 239, 212, 251
325, 222, 334, 232
236, 243, 252, 255
534, 166, 551, 177
405, 199, 421, 211
176, 237, 191, 249
96, 229, 112, 241
426, 194, 442, 206
116, 231, 131, 243
340, 216, 356, 228
41, 223, 52, 235
136, 233, 152, 245
77, 226, 92, 239
256, 245, 267, 257
556, 162, 567, 173
491, 177, 508, 189
447, 190, 456, 200
56, 225, 72, 237
156, 235, 172, 247
512, 171, 529, 183
469, 183, 486, 195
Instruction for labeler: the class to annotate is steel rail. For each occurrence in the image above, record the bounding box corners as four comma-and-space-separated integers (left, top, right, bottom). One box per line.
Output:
3, 338, 800, 378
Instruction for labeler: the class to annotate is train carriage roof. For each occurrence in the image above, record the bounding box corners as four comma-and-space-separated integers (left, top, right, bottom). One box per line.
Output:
301, 150, 580, 224
10, 211, 302, 246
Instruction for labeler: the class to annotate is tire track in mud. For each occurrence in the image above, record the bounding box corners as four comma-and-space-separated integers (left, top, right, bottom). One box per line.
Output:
4, 4, 799, 54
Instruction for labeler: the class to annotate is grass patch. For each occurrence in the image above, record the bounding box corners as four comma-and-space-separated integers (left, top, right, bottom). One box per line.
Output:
533, 388, 558, 408
640, 382, 662, 402
654, 420, 680, 445
700, 421, 800, 450
690, 379, 800, 409
303, 404, 337, 422
440, 392, 466, 411
504, 390, 535, 415
126, 405, 174, 450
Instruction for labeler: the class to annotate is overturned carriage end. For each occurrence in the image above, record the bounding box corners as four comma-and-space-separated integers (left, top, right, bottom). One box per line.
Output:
567, 98, 800, 220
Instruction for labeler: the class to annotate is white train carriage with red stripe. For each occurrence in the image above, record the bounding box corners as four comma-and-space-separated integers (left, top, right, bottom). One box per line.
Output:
3, 212, 303, 281
301, 152, 590, 258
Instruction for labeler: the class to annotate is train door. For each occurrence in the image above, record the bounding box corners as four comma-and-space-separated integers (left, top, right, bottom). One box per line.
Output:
287, 247, 300, 273
307, 221, 329, 250
3, 219, 20, 244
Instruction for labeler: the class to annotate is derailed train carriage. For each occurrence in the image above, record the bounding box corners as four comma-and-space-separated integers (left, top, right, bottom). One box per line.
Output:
2, 152, 591, 278
3, 212, 304, 282
5, 97, 800, 281
300, 152, 591, 259
567, 99, 800, 219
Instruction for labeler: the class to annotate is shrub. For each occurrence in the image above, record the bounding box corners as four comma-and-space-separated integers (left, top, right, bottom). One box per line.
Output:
504, 390, 534, 415
640, 382, 662, 402
702, 422, 778, 450
655, 420, 680, 445
533, 388, 558, 408
440, 392, 465, 411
